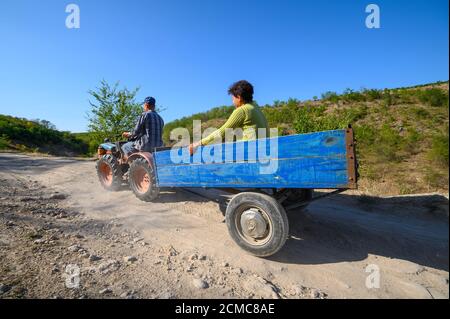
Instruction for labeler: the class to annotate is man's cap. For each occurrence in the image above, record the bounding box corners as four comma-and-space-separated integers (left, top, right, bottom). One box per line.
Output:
143, 96, 156, 105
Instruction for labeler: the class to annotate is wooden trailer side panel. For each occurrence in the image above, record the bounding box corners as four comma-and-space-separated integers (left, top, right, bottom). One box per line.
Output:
154, 129, 353, 189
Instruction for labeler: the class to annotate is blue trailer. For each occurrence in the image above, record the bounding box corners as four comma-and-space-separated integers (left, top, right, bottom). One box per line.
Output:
96, 127, 358, 257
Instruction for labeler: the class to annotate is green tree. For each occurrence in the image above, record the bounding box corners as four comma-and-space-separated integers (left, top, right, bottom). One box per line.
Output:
33, 119, 57, 130
87, 80, 142, 144
321, 91, 340, 103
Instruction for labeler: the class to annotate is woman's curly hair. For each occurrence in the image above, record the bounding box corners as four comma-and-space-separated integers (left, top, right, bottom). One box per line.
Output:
228, 80, 254, 104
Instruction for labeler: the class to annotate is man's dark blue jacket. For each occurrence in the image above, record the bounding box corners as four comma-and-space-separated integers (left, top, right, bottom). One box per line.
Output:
129, 110, 164, 152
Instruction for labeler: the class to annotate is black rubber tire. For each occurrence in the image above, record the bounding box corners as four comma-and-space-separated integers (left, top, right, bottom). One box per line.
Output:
282, 189, 313, 210
225, 192, 289, 257
96, 154, 123, 191
128, 157, 159, 202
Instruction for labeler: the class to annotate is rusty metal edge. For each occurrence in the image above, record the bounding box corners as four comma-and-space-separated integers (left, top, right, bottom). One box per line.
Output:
345, 126, 358, 189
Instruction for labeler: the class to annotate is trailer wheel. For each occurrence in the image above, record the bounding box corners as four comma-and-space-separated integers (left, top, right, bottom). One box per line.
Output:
226, 192, 289, 257
96, 154, 123, 191
129, 157, 159, 202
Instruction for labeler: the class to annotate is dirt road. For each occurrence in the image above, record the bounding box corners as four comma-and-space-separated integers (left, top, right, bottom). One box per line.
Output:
0, 153, 448, 299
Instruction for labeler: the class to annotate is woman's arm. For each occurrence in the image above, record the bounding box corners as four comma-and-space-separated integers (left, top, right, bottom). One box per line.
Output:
199, 107, 246, 146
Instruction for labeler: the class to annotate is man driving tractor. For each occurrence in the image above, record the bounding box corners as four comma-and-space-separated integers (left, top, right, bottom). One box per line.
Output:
122, 96, 165, 155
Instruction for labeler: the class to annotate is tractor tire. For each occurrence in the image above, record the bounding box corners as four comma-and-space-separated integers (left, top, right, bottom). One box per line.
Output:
96, 154, 123, 191
226, 192, 289, 257
128, 157, 159, 202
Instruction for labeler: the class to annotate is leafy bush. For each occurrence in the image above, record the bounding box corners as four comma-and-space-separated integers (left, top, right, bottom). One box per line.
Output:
0, 134, 10, 149
362, 89, 382, 101
410, 106, 431, 119
403, 128, 421, 154
342, 88, 365, 103
293, 105, 367, 134
424, 167, 448, 189
354, 125, 376, 145
417, 88, 448, 107
382, 90, 393, 107
321, 91, 340, 103
428, 131, 449, 167
262, 99, 302, 127
293, 104, 336, 133
372, 124, 403, 162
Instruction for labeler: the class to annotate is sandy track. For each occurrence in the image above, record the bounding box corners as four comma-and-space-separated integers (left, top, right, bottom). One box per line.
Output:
0, 153, 448, 299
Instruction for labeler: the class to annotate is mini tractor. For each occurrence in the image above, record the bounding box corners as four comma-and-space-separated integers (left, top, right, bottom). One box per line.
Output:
96, 139, 160, 201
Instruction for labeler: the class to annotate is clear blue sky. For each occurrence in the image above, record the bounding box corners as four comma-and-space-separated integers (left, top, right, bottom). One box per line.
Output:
0, 0, 448, 132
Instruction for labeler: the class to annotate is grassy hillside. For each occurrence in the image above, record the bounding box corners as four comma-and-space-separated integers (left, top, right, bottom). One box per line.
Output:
0, 115, 89, 156
163, 81, 449, 195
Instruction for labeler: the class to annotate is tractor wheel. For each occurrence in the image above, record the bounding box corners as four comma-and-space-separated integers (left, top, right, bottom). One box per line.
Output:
96, 154, 123, 191
128, 157, 159, 202
226, 192, 289, 257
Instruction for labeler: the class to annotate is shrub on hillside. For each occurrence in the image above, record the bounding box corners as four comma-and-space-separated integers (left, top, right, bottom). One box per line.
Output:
428, 131, 449, 167
417, 88, 448, 107
342, 88, 365, 103
293, 105, 367, 134
321, 91, 340, 103
362, 89, 383, 101
0, 134, 10, 149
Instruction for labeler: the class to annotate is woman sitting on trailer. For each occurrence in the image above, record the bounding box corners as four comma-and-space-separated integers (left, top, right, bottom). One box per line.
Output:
189, 80, 270, 155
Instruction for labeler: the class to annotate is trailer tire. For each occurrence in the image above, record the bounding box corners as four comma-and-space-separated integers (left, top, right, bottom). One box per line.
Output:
226, 192, 289, 257
129, 157, 159, 202
96, 154, 123, 191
